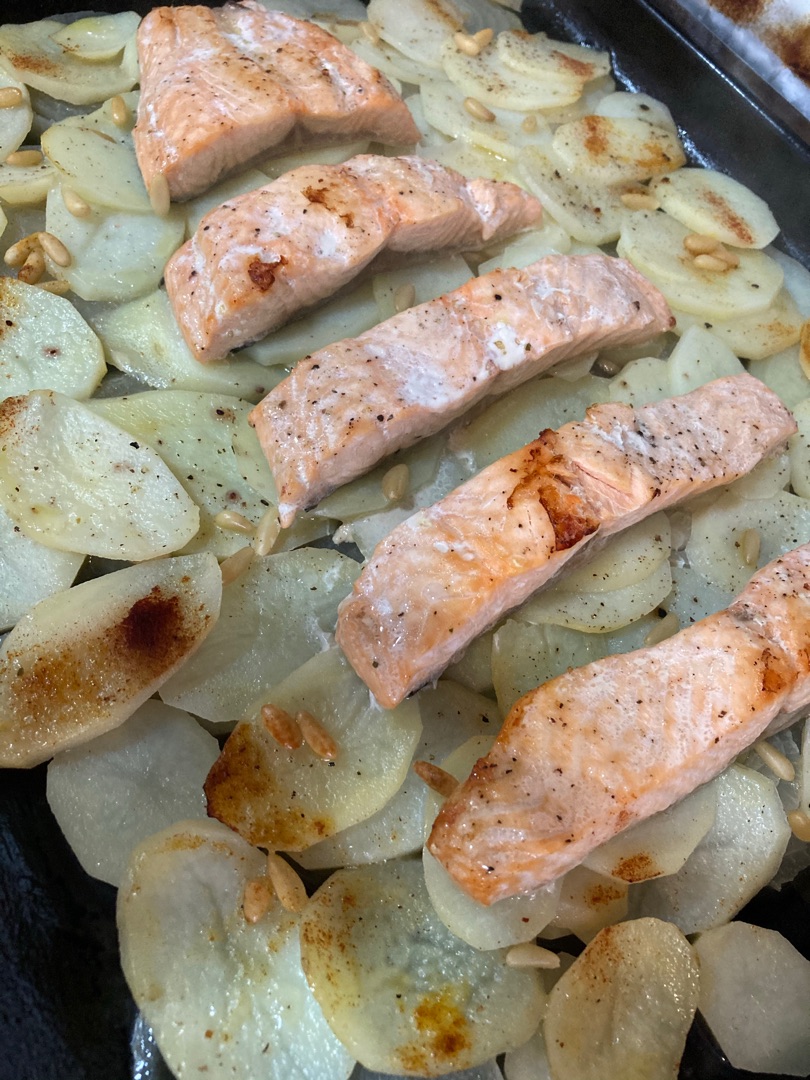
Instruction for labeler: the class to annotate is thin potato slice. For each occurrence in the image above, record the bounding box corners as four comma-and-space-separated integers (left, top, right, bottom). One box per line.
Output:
617, 210, 783, 319
88, 288, 274, 401
0, 553, 221, 767
0, 66, 32, 163
0, 391, 200, 560
651, 167, 779, 249
552, 115, 685, 186
46, 700, 219, 887
351, 36, 441, 86
0, 152, 56, 205
441, 39, 583, 111
420, 79, 548, 160
367, 0, 462, 69
674, 286, 804, 360
160, 548, 360, 726
0, 277, 106, 399
608, 355, 673, 406
118, 819, 355, 1080
0, 17, 138, 105
51, 12, 140, 62
205, 647, 422, 850
551, 512, 671, 595
476, 221, 573, 275
496, 30, 610, 85
542, 865, 628, 942
666, 323, 744, 393
788, 397, 810, 498
183, 168, 270, 235
544, 918, 699, 1080
299, 859, 545, 1075
594, 90, 677, 131
754, 343, 809, 409
372, 255, 473, 321
632, 766, 790, 933
90, 390, 272, 557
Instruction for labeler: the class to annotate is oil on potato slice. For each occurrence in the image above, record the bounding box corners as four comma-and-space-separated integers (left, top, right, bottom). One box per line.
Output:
651, 167, 779, 249
551, 115, 685, 186
0, 500, 83, 631
0, 277, 106, 398
476, 220, 573, 275
41, 92, 148, 213
0, 552, 221, 767
51, 12, 140, 62
0, 65, 32, 163
441, 39, 583, 111
90, 390, 273, 557
544, 918, 699, 1080
118, 818, 355, 1080
617, 210, 783, 319
632, 766, 790, 934
673, 287, 803, 360
160, 548, 360, 726
0, 17, 139, 105
88, 288, 273, 400
46, 699, 219, 887
0, 391, 200, 560
204, 647, 422, 850
351, 36, 439, 86
299, 858, 545, 1075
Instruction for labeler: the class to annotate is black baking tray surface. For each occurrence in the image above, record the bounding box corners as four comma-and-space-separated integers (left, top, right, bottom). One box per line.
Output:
2, 2, 810, 1079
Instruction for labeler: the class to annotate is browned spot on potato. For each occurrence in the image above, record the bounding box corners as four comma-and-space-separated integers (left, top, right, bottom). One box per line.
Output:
610, 851, 661, 883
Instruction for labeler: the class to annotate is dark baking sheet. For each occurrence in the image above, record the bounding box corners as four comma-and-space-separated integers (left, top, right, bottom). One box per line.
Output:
2, 2, 810, 1079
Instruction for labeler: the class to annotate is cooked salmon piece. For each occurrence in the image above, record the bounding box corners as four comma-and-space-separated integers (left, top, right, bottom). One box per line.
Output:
428, 542, 810, 903
336, 373, 795, 708
134, 1, 421, 202
250, 254, 673, 527
164, 154, 543, 362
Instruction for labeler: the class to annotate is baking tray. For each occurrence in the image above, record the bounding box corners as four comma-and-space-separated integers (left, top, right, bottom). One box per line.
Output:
1, 1, 810, 1079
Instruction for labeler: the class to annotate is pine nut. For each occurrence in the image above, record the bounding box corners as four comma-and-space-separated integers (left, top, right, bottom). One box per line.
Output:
39, 231, 71, 268
4, 232, 41, 268
787, 809, 810, 842
266, 852, 307, 913
393, 282, 416, 313
454, 32, 483, 56
18, 249, 45, 284
381, 462, 410, 502
148, 172, 171, 217
242, 877, 273, 923
739, 527, 761, 568
620, 190, 660, 211
0, 87, 23, 109
473, 28, 494, 49
463, 96, 495, 123
296, 710, 337, 761
261, 703, 303, 750
252, 507, 280, 556
643, 611, 679, 647
683, 233, 720, 255
219, 544, 254, 585
521, 114, 538, 134
62, 187, 92, 218
413, 760, 458, 798
711, 244, 740, 269
214, 508, 255, 534
5, 149, 42, 168
752, 739, 795, 782
693, 252, 730, 272
505, 942, 561, 969
109, 94, 130, 128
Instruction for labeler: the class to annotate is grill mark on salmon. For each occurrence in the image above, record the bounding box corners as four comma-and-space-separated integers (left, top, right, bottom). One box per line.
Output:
336, 373, 795, 708
427, 542, 810, 904
133, 1, 421, 202
164, 154, 543, 363
249, 254, 673, 527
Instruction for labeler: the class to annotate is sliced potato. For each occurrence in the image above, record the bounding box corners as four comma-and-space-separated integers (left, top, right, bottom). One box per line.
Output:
367, 0, 462, 69
552, 115, 685, 186
41, 92, 148, 213
666, 323, 744, 393
789, 397, 810, 498
420, 79, 548, 160
0, 18, 138, 104
51, 12, 140, 62
88, 288, 274, 401
118, 819, 355, 1080
0, 391, 200, 560
441, 38, 583, 111
160, 548, 360, 726
45, 186, 185, 303
651, 167, 779, 249
372, 254, 473, 321
617, 210, 784, 319
666, 561, 734, 628
753, 342, 809, 408
0, 151, 56, 205
674, 286, 803, 360
0, 66, 32, 163
0, 277, 106, 399
553, 512, 671, 595
183, 168, 270, 234
0, 553, 221, 767
608, 355, 672, 406
594, 90, 677, 131
46, 700, 219, 887
204, 647, 422, 850
496, 30, 610, 85
542, 864, 628, 942
351, 35, 440, 86
476, 221, 573, 274
544, 918, 699, 1080
768, 246, 810, 316
422, 136, 522, 184
299, 859, 545, 1075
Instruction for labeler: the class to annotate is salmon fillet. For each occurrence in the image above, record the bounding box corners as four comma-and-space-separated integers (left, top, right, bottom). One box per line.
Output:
428, 542, 810, 903
336, 373, 795, 708
250, 254, 673, 527
133, 1, 420, 202
164, 155, 543, 362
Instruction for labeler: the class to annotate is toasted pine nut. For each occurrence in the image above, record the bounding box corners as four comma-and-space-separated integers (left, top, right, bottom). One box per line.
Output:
393, 282, 416, 313
620, 190, 660, 211
39, 231, 71, 268
710, 244, 740, 269
799, 320, 810, 379
252, 507, 280, 557
381, 462, 410, 502
261, 703, 303, 750
753, 740, 795, 782
643, 611, 679, 648
4, 232, 41, 267
521, 114, 538, 134
214, 508, 255, 534
62, 186, 92, 218
0, 87, 23, 109
361, 19, 380, 44
463, 96, 495, 122
473, 28, 494, 49
683, 233, 720, 256
739, 527, 761, 568
18, 249, 45, 284
38, 279, 71, 296
413, 760, 458, 798
693, 252, 730, 272
505, 942, 561, 969
219, 544, 254, 585
5, 149, 42, 168
109, 94, 130, 128
296, 710, 338, 761
454, 32, 483, 56
787, 809, 810, 842
148, 172, 171, 217
242, 877, 273, 923
266, 852, 308, 913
